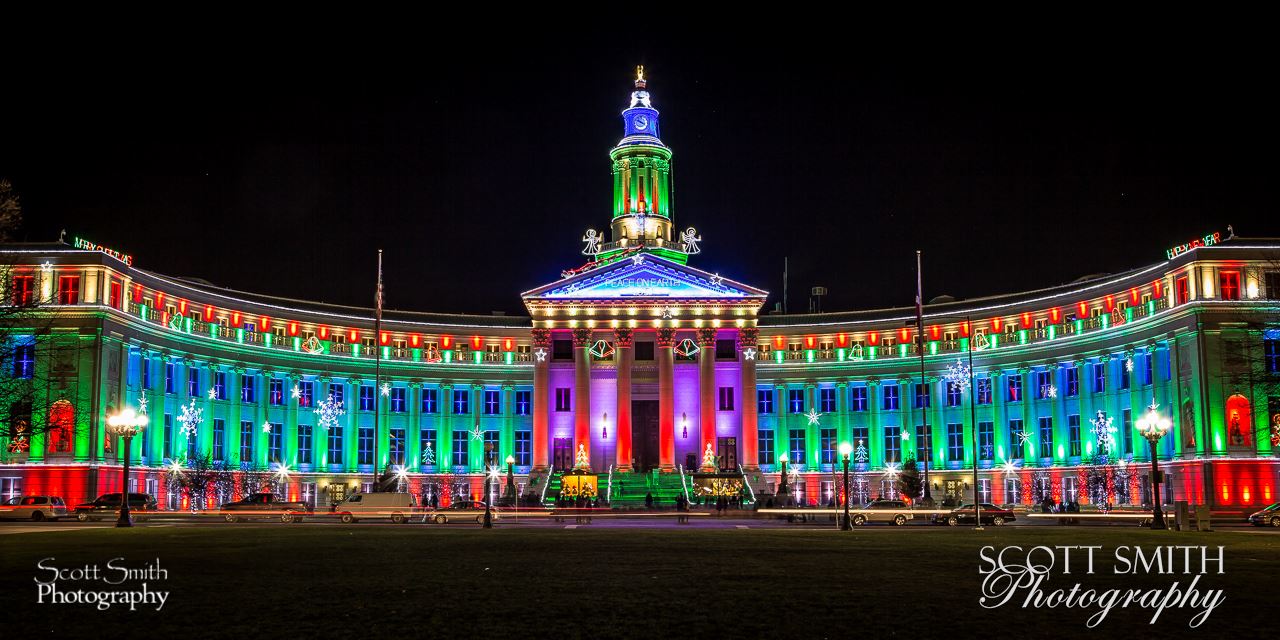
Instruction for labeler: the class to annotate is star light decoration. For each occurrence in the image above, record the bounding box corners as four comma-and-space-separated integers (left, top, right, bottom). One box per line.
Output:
631, 254, 645, 266
315, 394, 345, 430
40, 261, 53, 274
534, 348, 547, 362
487, 465, 503, 483
177, 398, 203, 437
470, 423, 484, 441
164, 457, 186, 480
709, 273, 724, 286
1090, 410, 1117, 455
944, 358, 971, 393
804, 408, 822, 426
883, 462, 901, 480
743, 347, 757, 361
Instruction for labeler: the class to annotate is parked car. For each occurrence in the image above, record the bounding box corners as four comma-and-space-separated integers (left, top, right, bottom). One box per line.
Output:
74, 493, 158, 522
933, 503, 1016, 526
425, 500, 495, 524
333, 492, 420, 524
1248, 502, 1280, 527
219, 493, 312, 523
0, 495, 69, 521
851, 499, 914, 526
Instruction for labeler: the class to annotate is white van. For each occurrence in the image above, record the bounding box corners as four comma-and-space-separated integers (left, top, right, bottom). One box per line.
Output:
333, 493, 419, 524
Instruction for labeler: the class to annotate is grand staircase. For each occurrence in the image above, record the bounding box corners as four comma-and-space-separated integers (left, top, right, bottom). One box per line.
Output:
605, 468, 689, 508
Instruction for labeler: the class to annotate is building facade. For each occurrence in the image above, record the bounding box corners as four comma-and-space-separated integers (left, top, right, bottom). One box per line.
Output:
3, 71, 1279, 512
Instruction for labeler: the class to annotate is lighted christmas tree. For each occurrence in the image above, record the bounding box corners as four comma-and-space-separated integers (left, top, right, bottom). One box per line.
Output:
701, 442, 717, 470
574, 443, 590, 470
853, 439, 868, 464
421, 442, 436, 467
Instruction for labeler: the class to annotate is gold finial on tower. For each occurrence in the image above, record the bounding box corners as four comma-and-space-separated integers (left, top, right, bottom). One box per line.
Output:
635, 64, 646, 89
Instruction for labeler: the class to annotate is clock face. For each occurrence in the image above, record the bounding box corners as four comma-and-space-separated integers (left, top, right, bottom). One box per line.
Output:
633, 114, 649, 131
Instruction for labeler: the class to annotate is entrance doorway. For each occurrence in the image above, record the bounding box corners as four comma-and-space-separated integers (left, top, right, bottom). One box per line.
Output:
631, 400, 660, 471
717, 437, 738, 471
553, 438, 573, 471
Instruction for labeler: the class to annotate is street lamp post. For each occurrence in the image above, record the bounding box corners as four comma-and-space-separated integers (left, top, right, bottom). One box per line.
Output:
778, 454, 790, 506
839, 442, 853, 530
106, 407, 149, 528
504, 454, 516, 506
1136, 400, 1171, 530
482, 445, 494, 528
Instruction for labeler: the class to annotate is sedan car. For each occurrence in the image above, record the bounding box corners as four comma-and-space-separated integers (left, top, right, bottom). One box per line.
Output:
0, 495, 69, 521
425, 501, 496, 524
74, 493, 158, 522
934, 503, 1016, 526
1247, 502, 1280, 527
219, 493, 312, 523
850, 499, 915, 526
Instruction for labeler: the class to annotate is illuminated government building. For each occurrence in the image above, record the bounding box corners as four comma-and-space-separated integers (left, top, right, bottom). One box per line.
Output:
3, 69, 1279, 513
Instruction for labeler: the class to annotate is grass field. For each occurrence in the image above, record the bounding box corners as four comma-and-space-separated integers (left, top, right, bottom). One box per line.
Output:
1, 525, 1275, 638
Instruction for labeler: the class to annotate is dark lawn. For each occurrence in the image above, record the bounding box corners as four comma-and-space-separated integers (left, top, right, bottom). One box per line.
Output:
1, 525, 1275, 638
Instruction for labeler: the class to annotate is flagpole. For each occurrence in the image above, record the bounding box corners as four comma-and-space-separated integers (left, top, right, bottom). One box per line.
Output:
373, 249, 383, 492
916, 250, 932, 504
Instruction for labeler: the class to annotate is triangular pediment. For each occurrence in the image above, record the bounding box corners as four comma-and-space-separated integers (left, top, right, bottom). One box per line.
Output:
522, 254, 767, 301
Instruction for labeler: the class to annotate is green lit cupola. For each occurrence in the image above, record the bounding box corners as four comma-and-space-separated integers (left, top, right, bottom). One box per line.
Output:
596, 65, 691, 265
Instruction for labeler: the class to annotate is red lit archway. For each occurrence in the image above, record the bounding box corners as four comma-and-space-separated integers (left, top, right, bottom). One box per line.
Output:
1225, 394, 1252, 446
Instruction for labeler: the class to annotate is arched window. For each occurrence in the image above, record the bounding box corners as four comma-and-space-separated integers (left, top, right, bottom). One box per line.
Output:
1225, 394, 1252, 446
48, 400, 74, 453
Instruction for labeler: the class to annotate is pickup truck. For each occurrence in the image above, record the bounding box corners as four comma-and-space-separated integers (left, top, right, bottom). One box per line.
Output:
219, 493, 312, 523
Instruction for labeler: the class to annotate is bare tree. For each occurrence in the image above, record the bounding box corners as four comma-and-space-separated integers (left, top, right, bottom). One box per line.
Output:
166, 455, 236, 510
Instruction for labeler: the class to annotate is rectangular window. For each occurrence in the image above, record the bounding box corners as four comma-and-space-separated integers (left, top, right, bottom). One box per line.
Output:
850, 386, 868, 412
359, 385, 375, 412
1143, 352, 1154, 386
240, 421, 254, 462
165, 363, 176, 394
297, 425, 312, 465
389, 428, 405, 465
1038, 416, 1053, 459
555, 388, 570, 412
788, 429, 806, 465
788, 389, 805, 413
1008, 419, 1024, 460
718, 387, 735, 411
883, 385, 900, 411
1093, 361, 1106, 393
422, 388, 438, 413
358, 427, 374, 465
946, 423, 964, 462
715, 339, 737, 359
212, 419, 225, 461
1120, 359, 1131, 390
12, 344, 35, 379
328, 383, 345, 405
914, 383, 930, 409
1035, 370, 1052, 400
484, 389, 501, 415
482, 430, 500, 466
976, 378, 992, 405
163, 414, 173, 459
884, 426, 901, 463
1066, 366, 1079, 397
241, 374, 256, 403
634, 341, 654, 361
1122, 408, 1133, 455
1265, 339, 1280, 374
515, 430, 531, 466
269, 378, 284, 405
56, 275, 80, 304
391, 387, 407, 413
819, 388, 836, 413
757, 389, 774, 414
328, 427, 343, 466
1068, 414, 1081, 457
11, 275, 34, 305
1268, 272, 1280, 299
108, 281, 121, 308
978, 421, 994, 461
515, 390, 531, 415
946, 381, 962, 407
1219, 270, 1241, 301
420, 429, 437, 465
188, 367, 199, 397
820, 428, 836, 465
451, 430, 469, 467
299, 381, 314, 407
140, 357, 151, 389
852, 426, 869, 458
1007, 374, 1022, 402
757, 429, 775, 466
915, 424, 932, 463
977, 478, 992, 503
268, 425, 283, 462
1175, 276, 1190, 305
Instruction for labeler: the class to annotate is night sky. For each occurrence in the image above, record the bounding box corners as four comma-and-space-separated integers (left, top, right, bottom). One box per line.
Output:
3, 31, 1273, 316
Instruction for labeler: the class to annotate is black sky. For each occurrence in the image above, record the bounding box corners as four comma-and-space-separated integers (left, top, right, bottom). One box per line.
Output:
3, 27, 1275, 316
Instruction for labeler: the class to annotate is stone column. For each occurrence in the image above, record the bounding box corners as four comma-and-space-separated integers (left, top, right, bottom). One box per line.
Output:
440, 380, 454, 472
739, 328, 759, 470
408, 381, 423, 471
531, 329, 551, 471
697, 327, 719, 467
657, 327, 677, 471
571, 327, 594, 469
614, 328, 634, 470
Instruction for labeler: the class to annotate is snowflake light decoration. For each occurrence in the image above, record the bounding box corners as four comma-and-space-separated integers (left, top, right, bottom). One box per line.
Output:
7, 437, 29, 453
178, 399, 203, 437
315, 394, 345, 430
1014, 430, 1031, 447
380, 382, 391, 397
469, 423, 484, 441
1125, 357, 1135, 373
1090, 410, 1117, 454
1043, 384, 1058, 399
804, 408, 822, 426
272, 461, 291, 484
944, 358, 971, 393
137, 394, 148, 415
261, 421, 272, 434
291, 384, 301, 400
207, 387, 217, 400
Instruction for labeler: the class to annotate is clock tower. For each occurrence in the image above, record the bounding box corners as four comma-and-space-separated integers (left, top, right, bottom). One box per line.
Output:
599, 66, 688, 264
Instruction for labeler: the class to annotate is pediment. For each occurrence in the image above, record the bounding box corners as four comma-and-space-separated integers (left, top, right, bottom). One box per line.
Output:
522, 254, 767, 301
